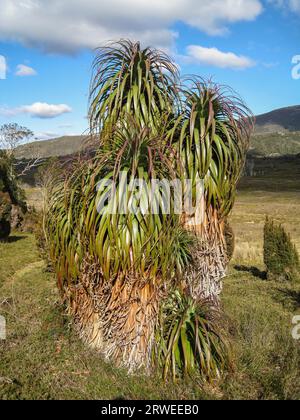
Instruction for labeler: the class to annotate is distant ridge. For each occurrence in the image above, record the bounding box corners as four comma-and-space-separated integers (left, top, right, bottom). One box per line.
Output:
15, 105, 300, 159
15, 135, 86, 159
255, 105, 300, 133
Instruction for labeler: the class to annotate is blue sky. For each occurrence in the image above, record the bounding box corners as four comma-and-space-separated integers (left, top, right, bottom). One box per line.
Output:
0, 0, 299, 140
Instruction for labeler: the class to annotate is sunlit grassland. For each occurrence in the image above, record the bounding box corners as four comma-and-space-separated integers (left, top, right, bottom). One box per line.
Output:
230, 190, 300, 266
0, 189, 299, 400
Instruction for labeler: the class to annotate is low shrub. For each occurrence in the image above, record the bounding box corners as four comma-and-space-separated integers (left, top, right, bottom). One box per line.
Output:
264, 217, 299, 282
0, 192, 12, 240
225, 220, 235, 261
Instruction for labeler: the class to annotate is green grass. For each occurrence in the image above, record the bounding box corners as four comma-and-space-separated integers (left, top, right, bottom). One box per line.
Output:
0, 235, 206, 400
0, 235, 40, 287
222, 273, 300, 399
1, 190, 300, 400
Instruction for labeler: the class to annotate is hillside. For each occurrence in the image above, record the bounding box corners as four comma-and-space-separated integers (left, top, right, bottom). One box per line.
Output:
15, 106, 300, 159
17, 131, 300, 160
250, 131, 300, 157
255, 105, 300, 133
15, 135, 86, 159
251, 105, 300, 156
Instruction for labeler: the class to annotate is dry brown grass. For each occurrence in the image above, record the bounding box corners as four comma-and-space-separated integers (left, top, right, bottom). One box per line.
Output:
230, 191, 300, 266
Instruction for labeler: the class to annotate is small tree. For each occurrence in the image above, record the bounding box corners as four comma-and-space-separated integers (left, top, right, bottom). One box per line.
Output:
264, 217, 299, 282
0, 151, 27, 239
0, 123, 44, 176
0, 123, 33, 158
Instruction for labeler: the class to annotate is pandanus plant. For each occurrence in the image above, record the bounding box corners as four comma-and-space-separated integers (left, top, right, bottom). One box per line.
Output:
46, 121, 193, 371
89, 39, 181, 134
45, 40, 253, 375
178, 79, 253, 302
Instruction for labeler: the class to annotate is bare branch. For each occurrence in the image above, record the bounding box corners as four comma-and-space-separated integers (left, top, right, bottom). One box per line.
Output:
14, 157, 46, 177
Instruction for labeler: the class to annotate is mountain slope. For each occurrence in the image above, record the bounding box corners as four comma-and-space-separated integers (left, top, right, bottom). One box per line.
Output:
15, 135, 86, 159
255, 105, 300, 133
15, 106, 300, 159
250, 132, 300, 157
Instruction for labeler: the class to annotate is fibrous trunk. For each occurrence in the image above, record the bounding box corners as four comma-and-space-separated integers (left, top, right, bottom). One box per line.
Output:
67, 258, 162, 373
183, 207, 228, 305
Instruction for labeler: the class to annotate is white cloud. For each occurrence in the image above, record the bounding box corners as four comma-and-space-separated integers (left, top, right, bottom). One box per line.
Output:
268, 0, 300, 13
21, 102, 72, 118
290, 0, 300, 12
58, 124, 73, 129
0, 0, 263, 53
0, 102, 72, 118
34, 131, 59, 140
186, 45, 255, 69
15, 64, 37, 76
262, 61, 280, 68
